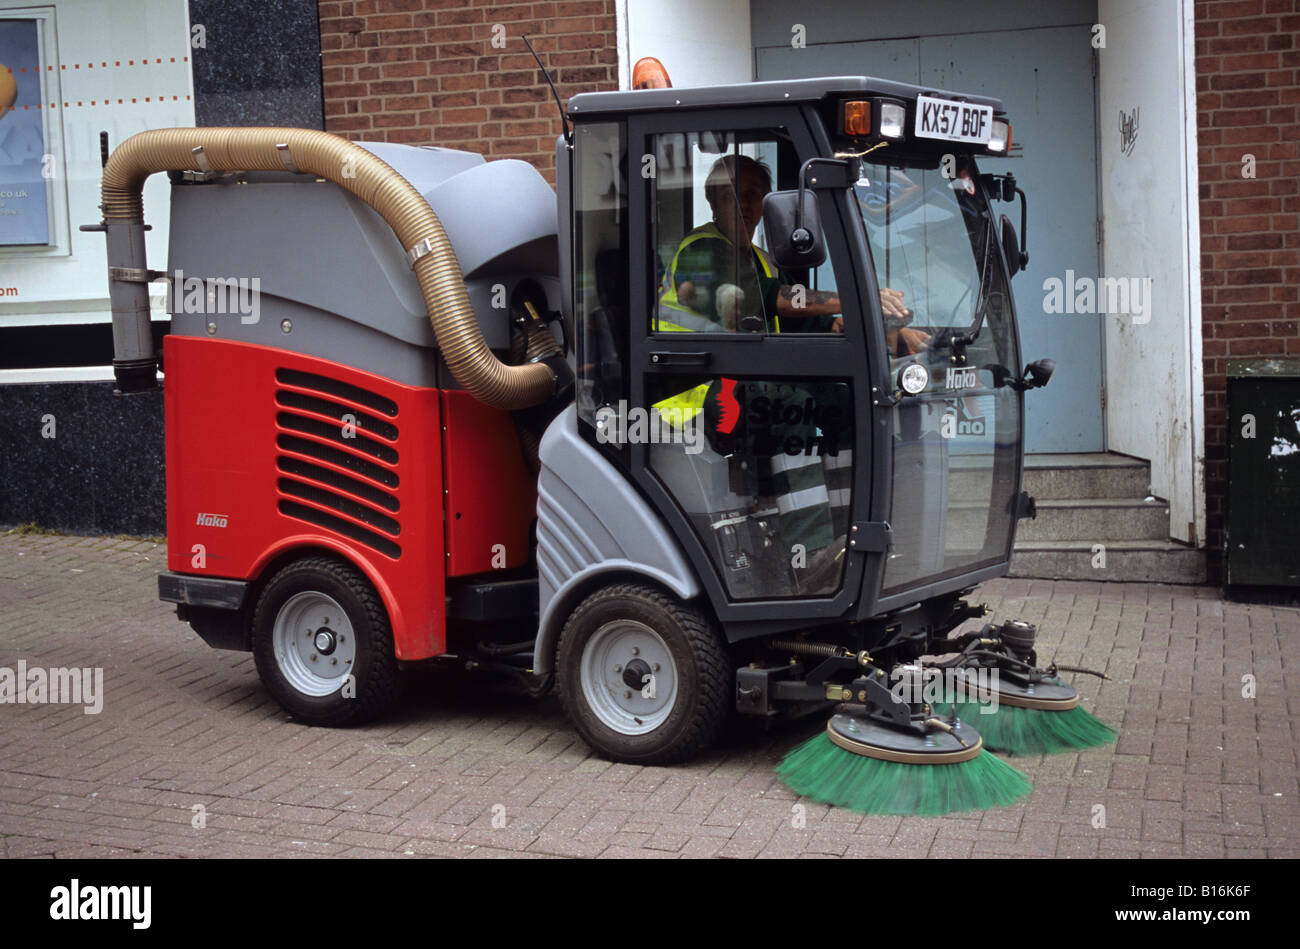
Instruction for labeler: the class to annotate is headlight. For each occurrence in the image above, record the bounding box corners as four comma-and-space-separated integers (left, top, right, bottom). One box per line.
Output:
878, 101, 907, 140
988, 120, 1012, 154
841, 98, 908, 141
898, 362, 929, 395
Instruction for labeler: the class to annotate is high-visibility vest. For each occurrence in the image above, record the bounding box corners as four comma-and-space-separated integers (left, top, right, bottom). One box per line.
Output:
653, 225, 781, 423
658, 222, 781, 334
654, 381, 714, 427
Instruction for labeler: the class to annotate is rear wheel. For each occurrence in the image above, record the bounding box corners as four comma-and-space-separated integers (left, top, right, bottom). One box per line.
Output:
251, 556, 398, 726
557, 583, 730, 764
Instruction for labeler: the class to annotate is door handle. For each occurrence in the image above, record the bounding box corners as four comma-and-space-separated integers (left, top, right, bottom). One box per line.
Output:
649, 351, 711, 367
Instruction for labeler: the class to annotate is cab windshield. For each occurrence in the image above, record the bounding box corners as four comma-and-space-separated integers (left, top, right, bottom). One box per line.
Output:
857, 162, 1001, 333
855, 158, 1023, 594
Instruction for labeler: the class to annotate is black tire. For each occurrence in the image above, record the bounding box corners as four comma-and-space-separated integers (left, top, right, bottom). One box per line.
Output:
557, 583, 731, 765
251, 556, 398, 726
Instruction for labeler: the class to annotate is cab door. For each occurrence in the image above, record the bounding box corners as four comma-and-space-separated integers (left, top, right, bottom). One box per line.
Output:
610, 107, 878, 638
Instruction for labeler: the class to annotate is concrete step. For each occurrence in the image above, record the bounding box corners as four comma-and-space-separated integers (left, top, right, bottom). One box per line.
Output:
916, 451, 1206, 584
1023, 453, 1150, 500
947, 496, 1168, 543
1009, 539, 1207, 584
1017, 497, 1170, 542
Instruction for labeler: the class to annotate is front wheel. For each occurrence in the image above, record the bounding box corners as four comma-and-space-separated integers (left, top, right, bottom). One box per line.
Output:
251, 556, 398, 726
557, 584, 731, 765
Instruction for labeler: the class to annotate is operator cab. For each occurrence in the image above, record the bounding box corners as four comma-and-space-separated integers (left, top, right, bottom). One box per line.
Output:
563, 76, 1042, 645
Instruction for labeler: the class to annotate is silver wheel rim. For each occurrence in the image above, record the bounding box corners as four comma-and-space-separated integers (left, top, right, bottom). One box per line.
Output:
579, 620, 678, 735
272, 591, 358, 697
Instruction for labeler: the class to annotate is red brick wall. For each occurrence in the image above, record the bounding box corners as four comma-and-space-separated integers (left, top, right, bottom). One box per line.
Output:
316, 0, 618, 184
1194, 0, 1300, 581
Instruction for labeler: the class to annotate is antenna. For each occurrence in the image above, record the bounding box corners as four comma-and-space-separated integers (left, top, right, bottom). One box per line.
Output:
521, 34, 571, 146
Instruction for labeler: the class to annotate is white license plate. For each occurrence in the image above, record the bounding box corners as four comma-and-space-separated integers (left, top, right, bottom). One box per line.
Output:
914, 95, 994, 145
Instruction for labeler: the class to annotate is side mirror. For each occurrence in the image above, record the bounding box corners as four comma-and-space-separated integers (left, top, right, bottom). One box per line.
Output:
987, 357, 1055, 390
761, 190, 826, 270
1000, 214, 1023, 277
1024, 358, 1055, 389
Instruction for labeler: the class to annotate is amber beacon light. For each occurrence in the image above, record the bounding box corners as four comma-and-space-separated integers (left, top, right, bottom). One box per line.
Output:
632, 57, 672, 90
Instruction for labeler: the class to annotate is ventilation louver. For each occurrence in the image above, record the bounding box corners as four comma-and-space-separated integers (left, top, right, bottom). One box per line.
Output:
273, 368, 402, 559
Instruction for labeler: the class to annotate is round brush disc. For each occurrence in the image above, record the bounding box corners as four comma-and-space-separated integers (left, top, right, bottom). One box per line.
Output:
825, 712, 983, 764
980, 677, 1080, 711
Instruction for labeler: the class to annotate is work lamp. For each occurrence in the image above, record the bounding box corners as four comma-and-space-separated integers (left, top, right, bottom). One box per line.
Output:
987, 120, 1012, 154
841, 98, 908, 141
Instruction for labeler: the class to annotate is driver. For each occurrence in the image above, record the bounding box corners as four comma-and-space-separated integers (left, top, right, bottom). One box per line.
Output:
882, 287, 930, 355
651, 155, 853, 594
660, 155, 842, 334
660, 155, 930, 357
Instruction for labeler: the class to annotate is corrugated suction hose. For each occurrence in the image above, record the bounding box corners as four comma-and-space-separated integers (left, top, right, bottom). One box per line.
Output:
101, 127, 558, 410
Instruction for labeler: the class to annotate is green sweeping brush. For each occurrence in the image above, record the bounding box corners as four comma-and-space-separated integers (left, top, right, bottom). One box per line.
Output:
929, 620, 1117, 755
776, 714, 1032, 816
933, 695, 1116, 755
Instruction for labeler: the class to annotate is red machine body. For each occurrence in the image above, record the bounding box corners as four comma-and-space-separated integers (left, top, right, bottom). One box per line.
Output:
164, 334, 534, 660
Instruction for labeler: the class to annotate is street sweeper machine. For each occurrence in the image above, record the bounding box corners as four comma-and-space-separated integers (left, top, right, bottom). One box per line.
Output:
94, 70, 1115, 815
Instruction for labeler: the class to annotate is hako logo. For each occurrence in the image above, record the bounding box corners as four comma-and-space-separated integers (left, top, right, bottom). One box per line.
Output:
945, 367, 978, 390
714, 378, 741, 435
196, 513, 228, 527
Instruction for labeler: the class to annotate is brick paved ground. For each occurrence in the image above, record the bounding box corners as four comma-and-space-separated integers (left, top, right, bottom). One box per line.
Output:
0, 532, 1296, 859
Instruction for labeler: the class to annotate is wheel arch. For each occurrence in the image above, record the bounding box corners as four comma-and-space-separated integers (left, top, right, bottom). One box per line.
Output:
249, 549, 400, 725
534, 562, 706, 677
535, 407, 706, 675
247, 538, 404, 655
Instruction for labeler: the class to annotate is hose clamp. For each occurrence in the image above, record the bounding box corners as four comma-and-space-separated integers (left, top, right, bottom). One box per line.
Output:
191, 145, 213, 174
275, 143, 298, 173
109, 266, 161, 283
407, 238, 435, 266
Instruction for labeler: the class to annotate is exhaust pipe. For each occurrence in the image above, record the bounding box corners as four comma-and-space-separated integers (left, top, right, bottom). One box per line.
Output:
98, 127, 560, 409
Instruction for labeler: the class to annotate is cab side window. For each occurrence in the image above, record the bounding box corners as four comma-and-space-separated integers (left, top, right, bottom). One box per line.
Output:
650, 131, 786, 334
575, 123, 628, 430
